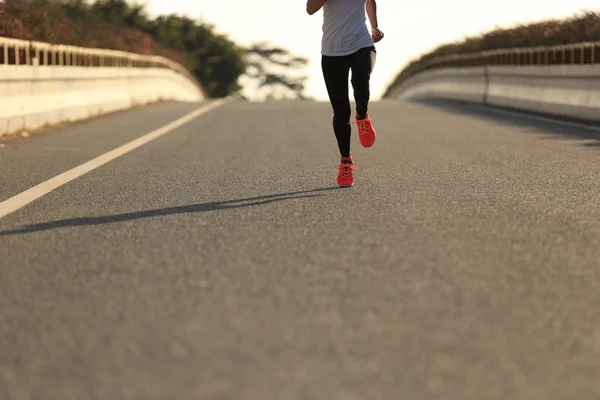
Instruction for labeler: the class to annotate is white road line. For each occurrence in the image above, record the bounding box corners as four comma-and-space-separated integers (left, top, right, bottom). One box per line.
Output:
0, 99, 228, 220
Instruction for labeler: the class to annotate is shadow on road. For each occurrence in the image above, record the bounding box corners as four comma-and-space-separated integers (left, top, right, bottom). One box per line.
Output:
0, 187, 344, 236
413, 98, 600, 146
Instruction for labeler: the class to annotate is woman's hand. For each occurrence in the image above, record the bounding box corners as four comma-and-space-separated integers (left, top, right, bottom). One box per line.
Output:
366, 0, 382, 42
372, 28, 384, 43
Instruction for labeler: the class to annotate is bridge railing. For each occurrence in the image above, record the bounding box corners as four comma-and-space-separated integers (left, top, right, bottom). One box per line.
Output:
392, 41, 600, 89
0, 36, 207, 96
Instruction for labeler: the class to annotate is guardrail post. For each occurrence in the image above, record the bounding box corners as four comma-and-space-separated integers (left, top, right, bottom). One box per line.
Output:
530, 49, 534, 66
483, 65, 490, 105
521, 50, 525, 65
25, 42, 31, 65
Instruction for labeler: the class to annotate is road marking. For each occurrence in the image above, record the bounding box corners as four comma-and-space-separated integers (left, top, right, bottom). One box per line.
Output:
0, 99, 228, 220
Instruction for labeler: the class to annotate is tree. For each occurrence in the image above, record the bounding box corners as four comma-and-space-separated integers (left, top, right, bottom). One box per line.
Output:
90, 0, 128, 24
1, 0, 310, 99
243, 42, 310, 100
144, 15, 246, 98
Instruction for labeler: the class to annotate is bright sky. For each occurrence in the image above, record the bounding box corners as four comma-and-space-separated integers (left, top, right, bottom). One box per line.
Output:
140, 0, 599, 101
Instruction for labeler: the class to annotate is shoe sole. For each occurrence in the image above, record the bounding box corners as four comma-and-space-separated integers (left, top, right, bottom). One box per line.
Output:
359, 135, 376, 148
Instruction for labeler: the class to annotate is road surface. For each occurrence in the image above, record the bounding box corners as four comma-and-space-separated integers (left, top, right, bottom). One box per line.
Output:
1, 99, 600, 399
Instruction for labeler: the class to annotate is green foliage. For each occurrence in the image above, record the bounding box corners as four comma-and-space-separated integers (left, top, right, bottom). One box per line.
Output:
0, 0, 308, 99
384, 9, 600, 97
0, 0, 188, 67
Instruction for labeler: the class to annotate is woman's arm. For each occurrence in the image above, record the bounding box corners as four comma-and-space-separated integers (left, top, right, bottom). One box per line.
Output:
366, 0, 384, 42
306, 0, 327, 15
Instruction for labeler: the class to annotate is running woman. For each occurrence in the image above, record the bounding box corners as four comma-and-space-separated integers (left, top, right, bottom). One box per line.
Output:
306, 0, 384, 187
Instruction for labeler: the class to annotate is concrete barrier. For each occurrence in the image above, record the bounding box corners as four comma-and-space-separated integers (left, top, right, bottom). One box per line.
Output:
388, 64, 600, 123
386, 67, 487, 104
486, 65, 600, 121
0, 65, 205, 137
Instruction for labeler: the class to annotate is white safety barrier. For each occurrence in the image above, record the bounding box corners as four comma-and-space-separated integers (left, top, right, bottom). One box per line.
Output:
0, 37, 207, 137
486, 65, 600, 121
385, 40, 600, 122
388, 64, 600, 123
387, 67, 487, 104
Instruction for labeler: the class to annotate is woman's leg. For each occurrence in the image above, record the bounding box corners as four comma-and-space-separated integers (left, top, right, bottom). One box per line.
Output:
321, 54, 352, 158
350, 46, 377, 119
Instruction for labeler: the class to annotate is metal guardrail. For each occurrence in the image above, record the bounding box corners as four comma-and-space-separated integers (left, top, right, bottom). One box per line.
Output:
390, 41, 600, 91
0, 36, 207, 96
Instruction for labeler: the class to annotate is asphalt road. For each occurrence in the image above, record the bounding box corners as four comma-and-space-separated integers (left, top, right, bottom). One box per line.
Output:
1, 98, 600, 399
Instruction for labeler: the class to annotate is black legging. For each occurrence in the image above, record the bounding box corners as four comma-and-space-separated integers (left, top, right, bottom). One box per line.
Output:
322, 46, 376, 158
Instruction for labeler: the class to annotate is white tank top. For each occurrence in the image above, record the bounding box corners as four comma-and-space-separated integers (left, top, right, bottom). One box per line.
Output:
321, 0, 374, 57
